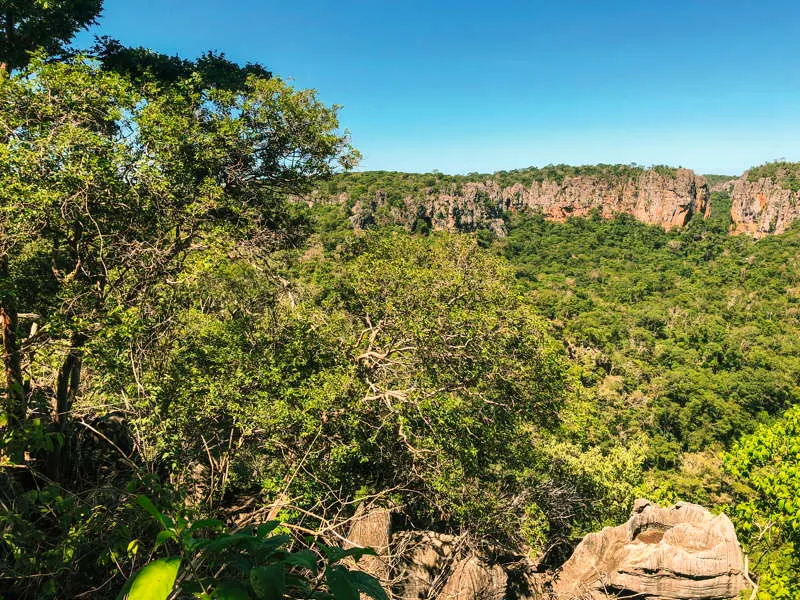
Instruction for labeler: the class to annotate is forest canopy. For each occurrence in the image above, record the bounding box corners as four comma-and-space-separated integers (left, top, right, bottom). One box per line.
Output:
2, 4, 800, 600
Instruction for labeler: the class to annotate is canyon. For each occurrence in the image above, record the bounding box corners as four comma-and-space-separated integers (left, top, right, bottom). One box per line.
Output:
310, 162, 800, 238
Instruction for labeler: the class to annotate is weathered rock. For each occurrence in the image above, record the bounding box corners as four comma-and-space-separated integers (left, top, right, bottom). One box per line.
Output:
392, 531, 459, 600
552, 499, 748, 600
344, 168, 709, 236
346, 503, 395, 581
437, 556, 507, 600
710, 178, 737, 194
730, 173, 800, 237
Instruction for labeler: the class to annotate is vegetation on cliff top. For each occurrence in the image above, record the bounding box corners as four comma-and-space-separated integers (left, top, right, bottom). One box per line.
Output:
747, 161, 800, 192
317, 163, 681, 204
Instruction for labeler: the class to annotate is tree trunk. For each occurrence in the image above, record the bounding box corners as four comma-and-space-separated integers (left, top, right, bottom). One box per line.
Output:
1, 256, 24, 426
54, 331, 86, 429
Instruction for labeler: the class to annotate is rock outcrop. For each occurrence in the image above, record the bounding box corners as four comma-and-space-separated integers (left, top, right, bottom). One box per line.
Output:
345, 505, 516, 600
730, 173, 800, 237
552, 499, 748, 600
344, 499, 749, 600
344, 168, 709, 236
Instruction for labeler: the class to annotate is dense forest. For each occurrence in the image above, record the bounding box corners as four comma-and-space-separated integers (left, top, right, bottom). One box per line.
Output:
2, 3, 800, 600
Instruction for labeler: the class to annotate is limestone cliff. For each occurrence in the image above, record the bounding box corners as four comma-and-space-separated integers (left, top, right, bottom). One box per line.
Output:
336, 168, 710, 236
730, 166, 800, 237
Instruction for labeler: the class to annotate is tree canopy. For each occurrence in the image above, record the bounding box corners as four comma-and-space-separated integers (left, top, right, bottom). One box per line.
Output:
0, 0, 102, 70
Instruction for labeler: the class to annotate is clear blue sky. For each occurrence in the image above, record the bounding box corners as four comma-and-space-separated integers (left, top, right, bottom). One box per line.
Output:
76, 1, 800, 175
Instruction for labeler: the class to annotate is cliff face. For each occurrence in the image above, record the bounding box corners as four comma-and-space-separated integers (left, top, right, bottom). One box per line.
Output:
345, 168, 710, 235
730, 173, 800, 237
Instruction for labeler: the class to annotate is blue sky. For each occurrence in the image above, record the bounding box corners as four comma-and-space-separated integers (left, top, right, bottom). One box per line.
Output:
77, 1, 800, 175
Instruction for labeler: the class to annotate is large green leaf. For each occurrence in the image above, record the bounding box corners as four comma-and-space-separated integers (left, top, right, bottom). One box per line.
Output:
325, 566, 358, 600
116, 556, 181, 600
346, 571, 387, 600
250, 564, 285, 600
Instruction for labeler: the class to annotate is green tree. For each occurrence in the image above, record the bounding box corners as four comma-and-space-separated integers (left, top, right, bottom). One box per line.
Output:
0, 55, 357, 456
92, 36, 273, 90
0, 0, 103, 70
726, 406, 800, 598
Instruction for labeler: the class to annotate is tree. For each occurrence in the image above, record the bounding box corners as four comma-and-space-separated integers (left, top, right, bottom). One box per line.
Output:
0, 55, 357, 463
725, 406, 800, 598
0, 0, 103, 70
91, 36, 272, 90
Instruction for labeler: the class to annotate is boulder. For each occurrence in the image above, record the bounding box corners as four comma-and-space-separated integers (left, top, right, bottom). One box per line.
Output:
392, 531, 459, 600
437, 556, 507, 600
346, 503, 395, 581
552, 499, 749, 600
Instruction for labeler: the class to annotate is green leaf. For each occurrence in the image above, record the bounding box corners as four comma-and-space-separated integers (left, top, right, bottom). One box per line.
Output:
213, 581, 253, 600
155, 529, 176, 549
190, 518, 225, 533
347, 571, 387, 600
136, 495, 171, 529
284, 549, 318, 572
256, 521, 280, 538
250, 564, 285, 600
325, 566, 358, 600
116, 556, 181, 600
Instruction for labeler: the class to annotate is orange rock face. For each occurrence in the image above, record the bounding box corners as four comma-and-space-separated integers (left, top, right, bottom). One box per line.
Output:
730, 174, 800, 237
346, 169, 709, 235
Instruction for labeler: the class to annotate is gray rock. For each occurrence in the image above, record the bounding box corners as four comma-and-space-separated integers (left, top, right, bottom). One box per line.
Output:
552, 499, 749, 600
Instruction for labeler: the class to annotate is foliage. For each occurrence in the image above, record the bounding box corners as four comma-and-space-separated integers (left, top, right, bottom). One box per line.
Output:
0, 54, 357, 433
111, 230, 571, 549
118, 496, 387, 600
703, 173, 737, 188
725, 406, 800, 597
0, 0, 103, 70
92, 36, 273, 90
747, 161, 800, 192
5, 3, 800, 594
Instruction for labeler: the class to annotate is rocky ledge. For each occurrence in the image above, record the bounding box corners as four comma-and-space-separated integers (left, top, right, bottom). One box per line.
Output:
552, 499, 748, 600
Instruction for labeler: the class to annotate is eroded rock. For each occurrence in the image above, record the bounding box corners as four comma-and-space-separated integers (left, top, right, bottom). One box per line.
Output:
552, 499, 748, 600
730, 173, 800, 237
341, 168, 709, 236
346, 503, 395, 581
392, 531, 459, 600
437, 556, 507, 600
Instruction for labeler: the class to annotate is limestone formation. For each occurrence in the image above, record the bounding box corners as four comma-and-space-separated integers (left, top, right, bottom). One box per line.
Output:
345, 168, 709, 236
343, 499, 749, 600
552, 499, 748, 600
346, 503, 395, 581
392, 531, 459, 600
730, 174, 800, 237
437, 556, 507, 600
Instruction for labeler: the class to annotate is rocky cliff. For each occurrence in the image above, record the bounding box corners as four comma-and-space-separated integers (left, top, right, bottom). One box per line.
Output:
730, 165, 800, 237
335, 168, 710, 236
